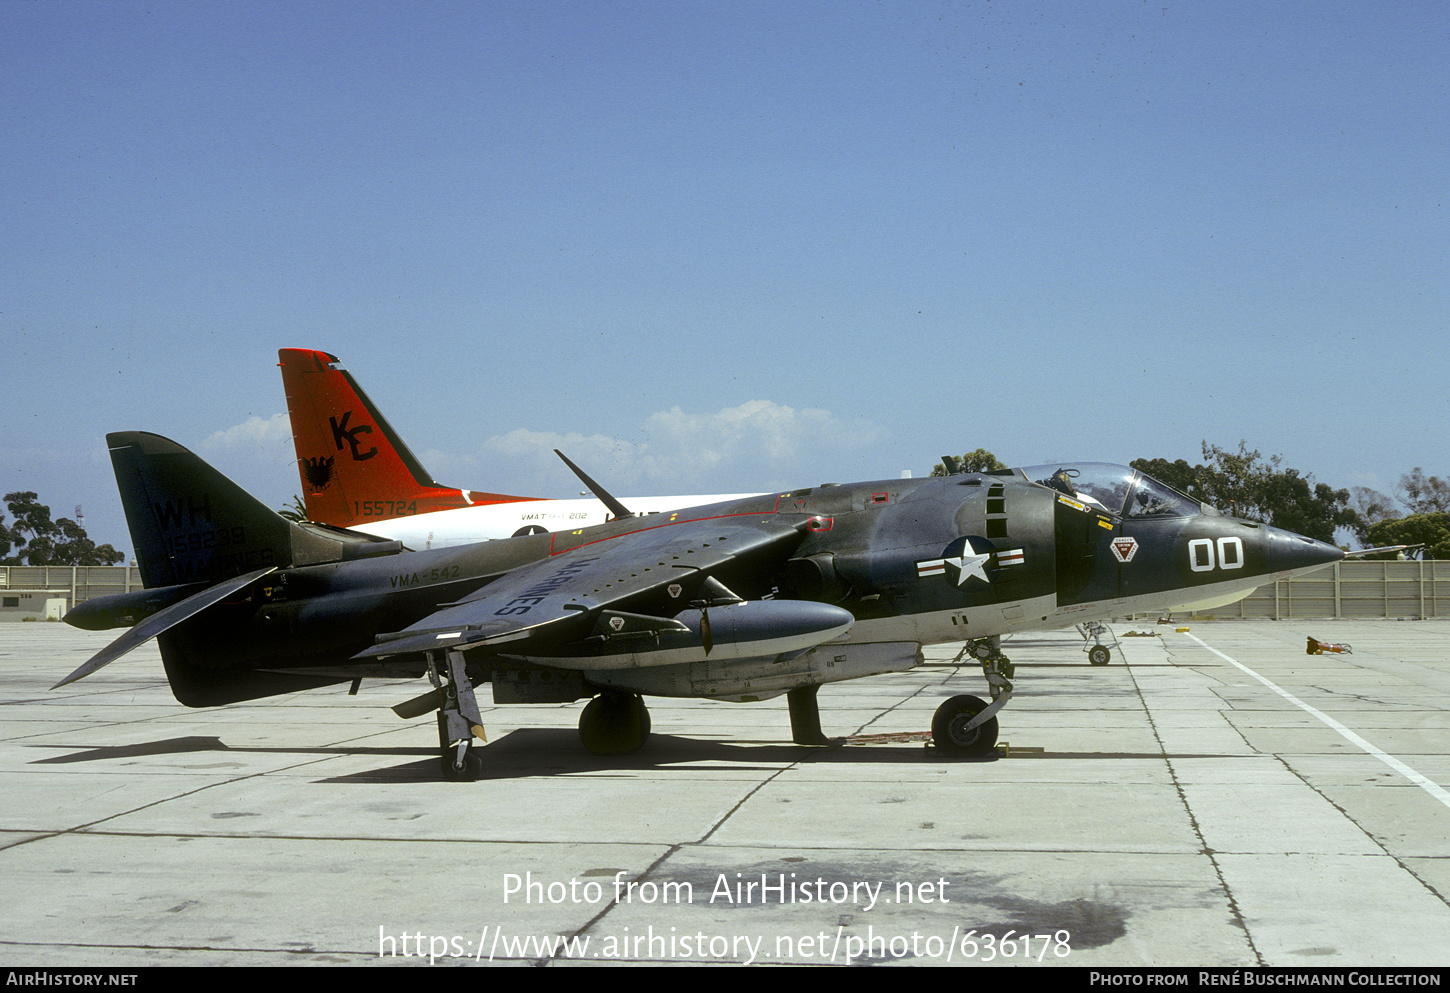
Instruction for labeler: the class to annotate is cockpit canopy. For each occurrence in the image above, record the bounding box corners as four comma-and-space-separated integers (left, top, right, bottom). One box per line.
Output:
1021, 463, 1203, 519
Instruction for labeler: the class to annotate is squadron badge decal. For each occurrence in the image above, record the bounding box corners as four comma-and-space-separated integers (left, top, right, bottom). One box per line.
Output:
303, 455, 335, 492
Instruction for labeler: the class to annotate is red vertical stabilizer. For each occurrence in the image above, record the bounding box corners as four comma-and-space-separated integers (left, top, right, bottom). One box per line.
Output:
278, 348, 540, 527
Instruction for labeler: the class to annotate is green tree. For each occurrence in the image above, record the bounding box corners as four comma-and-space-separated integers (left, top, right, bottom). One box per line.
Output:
1131, 442, 1360, 544
1364, 513, 1450, 560
1125, 457, 1213, 503
1257, 471, 1361, 546
1197, 441, 1281, 521
931, 449, 1007, 476
1342, 472, 1447, 545
277, 494, 307, 522
1350, 486, 1400, 542
1, 492, 125, 566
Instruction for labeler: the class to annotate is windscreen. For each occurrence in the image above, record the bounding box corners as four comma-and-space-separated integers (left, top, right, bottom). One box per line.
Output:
1023, 463, 1200, 519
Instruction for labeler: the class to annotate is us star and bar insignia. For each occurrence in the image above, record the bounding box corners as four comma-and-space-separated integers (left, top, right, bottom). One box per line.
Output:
916, 542, 1026, 584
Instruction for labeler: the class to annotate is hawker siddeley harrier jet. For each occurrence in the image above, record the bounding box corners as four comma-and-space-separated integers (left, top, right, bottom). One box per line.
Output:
61, 433, 1342, 780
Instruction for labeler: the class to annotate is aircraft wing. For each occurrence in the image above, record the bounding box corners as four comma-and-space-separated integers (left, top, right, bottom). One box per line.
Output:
354, 514, 808, 660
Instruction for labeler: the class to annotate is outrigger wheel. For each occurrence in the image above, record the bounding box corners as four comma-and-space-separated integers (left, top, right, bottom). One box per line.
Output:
440, 730, 484, 781
579, 691, 652, 755
931, 694, 999, 758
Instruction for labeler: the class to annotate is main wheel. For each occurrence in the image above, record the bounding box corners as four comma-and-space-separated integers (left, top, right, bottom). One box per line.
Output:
931, 694, 999, 758
1088, 644, 1112, 666
578, 692, 651, 755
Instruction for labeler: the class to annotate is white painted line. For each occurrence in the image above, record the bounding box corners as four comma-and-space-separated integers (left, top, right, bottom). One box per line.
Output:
1184, 632, 1450, 811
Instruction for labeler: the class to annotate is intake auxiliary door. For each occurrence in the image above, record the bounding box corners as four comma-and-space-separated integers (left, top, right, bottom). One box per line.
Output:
1053, 495, 1120, 605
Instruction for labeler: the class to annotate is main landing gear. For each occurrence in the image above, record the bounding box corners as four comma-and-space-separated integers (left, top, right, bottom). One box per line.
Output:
427, 652, 653, 772
931, 637, 1015, 758
578, 691, 651, 755
574, 684, 845, 755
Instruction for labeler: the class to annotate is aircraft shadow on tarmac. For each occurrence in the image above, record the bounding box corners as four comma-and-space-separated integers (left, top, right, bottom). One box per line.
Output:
27, 731, 989, 781
28, 731, 1239, 784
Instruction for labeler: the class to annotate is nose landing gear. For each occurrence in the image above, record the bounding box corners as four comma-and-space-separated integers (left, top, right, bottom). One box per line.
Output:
1078, 621, 1118, 665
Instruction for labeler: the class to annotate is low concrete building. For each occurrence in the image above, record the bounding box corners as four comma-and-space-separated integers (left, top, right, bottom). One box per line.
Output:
0, 589, 67, 622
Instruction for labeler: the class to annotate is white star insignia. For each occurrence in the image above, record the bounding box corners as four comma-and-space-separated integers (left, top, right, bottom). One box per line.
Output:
946, 551, 992, 586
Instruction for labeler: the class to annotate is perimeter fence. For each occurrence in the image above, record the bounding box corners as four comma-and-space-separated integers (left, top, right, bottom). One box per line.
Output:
1190, 559, 1449, 620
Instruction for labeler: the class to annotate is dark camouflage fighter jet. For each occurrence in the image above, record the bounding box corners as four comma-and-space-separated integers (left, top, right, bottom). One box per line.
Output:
59, 433, 1343, 779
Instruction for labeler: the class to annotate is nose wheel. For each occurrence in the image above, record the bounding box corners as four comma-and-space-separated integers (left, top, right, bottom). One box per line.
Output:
1078, 622, 1118, 665
931, 642, 1012, 758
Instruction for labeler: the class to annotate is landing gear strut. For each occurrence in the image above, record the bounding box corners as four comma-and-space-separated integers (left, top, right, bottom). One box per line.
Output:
1078, 621, 1118, 665
578, 691, 651, 755
430, 649, 485, 781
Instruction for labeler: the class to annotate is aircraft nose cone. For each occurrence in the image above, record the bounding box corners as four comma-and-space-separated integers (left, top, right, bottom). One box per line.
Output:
1265, 527, 1344, 577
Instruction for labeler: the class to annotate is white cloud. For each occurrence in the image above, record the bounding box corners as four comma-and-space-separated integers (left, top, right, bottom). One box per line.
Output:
422, 400, 889, 496
643, 400, 881, 465
198, 412, 292, 450
485, 428, 623, 459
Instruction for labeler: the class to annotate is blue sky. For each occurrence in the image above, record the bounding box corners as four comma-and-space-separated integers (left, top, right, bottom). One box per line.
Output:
4, 1, 1446, 556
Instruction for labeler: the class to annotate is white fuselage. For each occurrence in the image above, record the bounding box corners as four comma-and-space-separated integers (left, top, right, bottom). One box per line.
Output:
350, 494, 760, 549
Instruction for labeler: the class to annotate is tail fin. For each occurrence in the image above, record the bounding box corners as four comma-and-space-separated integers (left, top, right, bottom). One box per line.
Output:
111, 431, 297, 588
109, 431, 399, 588
70, 432, 394, 705
278, 348, 539, 527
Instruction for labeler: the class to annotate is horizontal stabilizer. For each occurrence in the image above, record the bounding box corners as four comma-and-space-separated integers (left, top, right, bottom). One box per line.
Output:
53, 567, 276, 689
65, 582, 207, 631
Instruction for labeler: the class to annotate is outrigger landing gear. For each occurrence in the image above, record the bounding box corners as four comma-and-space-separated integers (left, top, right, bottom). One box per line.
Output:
932, 637, 1015, 758
578, 691, 651, 755
430, 650, 485, 781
